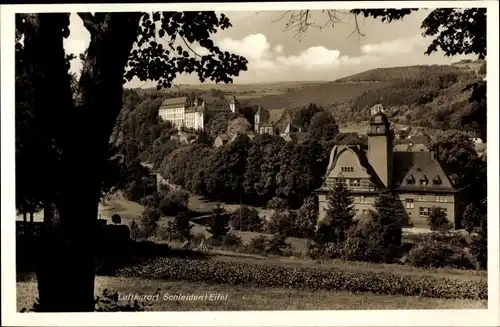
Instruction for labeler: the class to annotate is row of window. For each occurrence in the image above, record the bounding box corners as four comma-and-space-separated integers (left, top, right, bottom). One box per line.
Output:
354, 207, 446, 218
406, 175, 442, 186
419, 207, 447, 217
341, 167, 354, 172
404, 195, 449, 208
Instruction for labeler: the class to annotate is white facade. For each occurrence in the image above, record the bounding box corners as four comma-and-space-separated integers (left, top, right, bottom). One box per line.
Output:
184, 112, 196, 129
159, 105, 185, 128
195, 112, 204, 130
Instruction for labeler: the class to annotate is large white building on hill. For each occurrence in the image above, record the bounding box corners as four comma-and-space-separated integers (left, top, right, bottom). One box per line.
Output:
158, 94, 239, 130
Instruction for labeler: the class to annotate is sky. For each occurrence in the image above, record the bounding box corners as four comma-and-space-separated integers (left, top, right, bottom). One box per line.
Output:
63, 9, 476, 88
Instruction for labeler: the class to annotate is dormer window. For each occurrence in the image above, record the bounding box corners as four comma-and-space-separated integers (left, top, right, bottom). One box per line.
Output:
433, 175, 442, 185
419, 175, 428, 186
406, 175, 415, 185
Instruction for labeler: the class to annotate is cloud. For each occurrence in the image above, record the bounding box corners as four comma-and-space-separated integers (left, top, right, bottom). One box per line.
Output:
217, 33, 272, 60
361, 34, 427, 56
273, 44, 284, 54
277, 46, 341, 69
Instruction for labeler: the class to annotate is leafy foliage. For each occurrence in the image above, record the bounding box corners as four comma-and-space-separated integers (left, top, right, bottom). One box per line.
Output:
230, 205, 263, 232
139, 207, 161, 238
470, 211, 487, 269
293, 103, 324, 129
294, 196, 319, 239
307, 111, 339, 142
125, 12, 248, 89
166, 211, 193, 242
206, 203, 230, 242
319, 178, 355, 245
428, 207, 453, 232
406, 236, 475, 270
344, 193, 402, 263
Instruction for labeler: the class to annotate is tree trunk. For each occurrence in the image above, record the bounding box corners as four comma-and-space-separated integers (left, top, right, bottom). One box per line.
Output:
24, 12, 141, 312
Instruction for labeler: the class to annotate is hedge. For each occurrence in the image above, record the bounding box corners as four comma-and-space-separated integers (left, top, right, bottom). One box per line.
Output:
117, 257, 487, 300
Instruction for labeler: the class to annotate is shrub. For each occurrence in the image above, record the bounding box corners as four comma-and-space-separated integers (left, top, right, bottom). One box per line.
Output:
221, 233, 242, 248
266, 197, 289, 211
230, 205, 262, 232
406, 236, 475, 269
428, 207, 453, 232
461, 203, 485, 234
245, 234, 269, 255
264, 211, 294, 235
158, 189, 190, 216
266, 231, 292, 256
139, 207, 161, 238
118, 257, 487, 300
165, 211, 193, 242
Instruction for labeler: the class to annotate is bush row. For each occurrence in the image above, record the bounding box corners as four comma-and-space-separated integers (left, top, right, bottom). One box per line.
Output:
117, 257, 487, 300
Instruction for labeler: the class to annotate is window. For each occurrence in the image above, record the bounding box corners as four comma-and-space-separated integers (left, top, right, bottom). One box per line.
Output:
405, 198, 415, 209
341, 167, 354, 173
435, 195, 448, 202
419, 207, 431, 217
361, 179, 370, 188
433, 176, 442, 185
351, 179, 359, 187
360, 196, 367, 204
406, 178, 414, 185
417, 193, 425, 201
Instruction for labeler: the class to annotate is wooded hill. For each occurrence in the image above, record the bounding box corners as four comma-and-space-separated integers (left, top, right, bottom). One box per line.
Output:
140, 63, 484, 133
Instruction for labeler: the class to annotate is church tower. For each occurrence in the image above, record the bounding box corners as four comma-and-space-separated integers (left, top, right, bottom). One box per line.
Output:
366, 111, 393, 188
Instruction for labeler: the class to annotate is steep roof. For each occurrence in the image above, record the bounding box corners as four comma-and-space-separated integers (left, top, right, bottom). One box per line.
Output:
392, 152, 457, 192
406, 135, 429, 146
394, 143, 429, 152
160, 97, 186, 107
185, 94, 231, 113
286, 132, 309, 143
261, 108, 287, 127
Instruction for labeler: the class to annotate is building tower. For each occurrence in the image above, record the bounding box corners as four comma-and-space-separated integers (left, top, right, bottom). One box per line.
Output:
366, 111, 394, 188
229, 95, 238, 114
254, 106, 263, 133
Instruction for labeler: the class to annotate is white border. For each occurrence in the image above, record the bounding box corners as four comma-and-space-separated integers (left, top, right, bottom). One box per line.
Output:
1, 1, 499, 326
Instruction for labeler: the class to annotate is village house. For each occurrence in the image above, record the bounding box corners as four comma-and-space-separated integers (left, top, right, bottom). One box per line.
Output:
158, 94, 239, 130
316, 111, 465, 229
213, 131, 256, 148
213, 134, 231, 148
254, 107, 301, 137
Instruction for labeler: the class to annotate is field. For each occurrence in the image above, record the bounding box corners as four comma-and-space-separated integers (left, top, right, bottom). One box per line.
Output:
17, 276, 486, 311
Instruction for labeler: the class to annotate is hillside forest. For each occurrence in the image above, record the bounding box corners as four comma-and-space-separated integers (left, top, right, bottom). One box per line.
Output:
110, 64, 487, 216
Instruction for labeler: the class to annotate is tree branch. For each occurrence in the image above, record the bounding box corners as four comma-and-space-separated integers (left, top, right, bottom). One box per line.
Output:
77, 13, 101, 36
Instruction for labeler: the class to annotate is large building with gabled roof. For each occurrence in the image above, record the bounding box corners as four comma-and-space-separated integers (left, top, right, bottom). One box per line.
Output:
316, 111, 465, 228
158, 93, 240, 130
254, 107, 301, 136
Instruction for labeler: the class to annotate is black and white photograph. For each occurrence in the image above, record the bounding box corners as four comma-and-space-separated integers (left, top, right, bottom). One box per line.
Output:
1, 1, 499, 326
